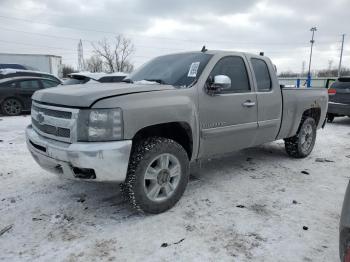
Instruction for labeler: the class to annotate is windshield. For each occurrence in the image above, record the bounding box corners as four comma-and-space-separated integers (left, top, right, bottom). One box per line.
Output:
128, 53, 213, 87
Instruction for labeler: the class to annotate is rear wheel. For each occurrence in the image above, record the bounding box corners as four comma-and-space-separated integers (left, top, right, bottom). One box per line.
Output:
327, 113, 335, 123
284, 117, 317, 158
1, 98, 22, 116
123, 137, 189, 214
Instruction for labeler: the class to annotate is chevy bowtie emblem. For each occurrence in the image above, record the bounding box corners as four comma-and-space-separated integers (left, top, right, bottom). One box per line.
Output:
37, 112, 45, 124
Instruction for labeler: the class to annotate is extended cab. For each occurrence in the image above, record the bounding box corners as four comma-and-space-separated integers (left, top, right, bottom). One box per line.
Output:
26, 51, 328, 213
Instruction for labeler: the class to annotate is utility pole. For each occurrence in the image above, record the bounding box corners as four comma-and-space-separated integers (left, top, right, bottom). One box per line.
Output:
328, 60, 333, 71
338, 34, 345, 77
301, 61, 305, 76
307, 27, 317, 87
77, 39, 84, 72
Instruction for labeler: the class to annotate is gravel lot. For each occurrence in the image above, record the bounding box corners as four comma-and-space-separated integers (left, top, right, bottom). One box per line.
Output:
0, 115, 349, 261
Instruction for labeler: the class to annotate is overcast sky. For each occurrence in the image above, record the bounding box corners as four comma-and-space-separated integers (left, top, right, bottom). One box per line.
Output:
0, 0, 349, 73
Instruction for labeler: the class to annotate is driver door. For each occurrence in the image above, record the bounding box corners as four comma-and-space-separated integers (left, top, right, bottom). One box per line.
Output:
198, 54, 258, 158
16, 79, 42, 109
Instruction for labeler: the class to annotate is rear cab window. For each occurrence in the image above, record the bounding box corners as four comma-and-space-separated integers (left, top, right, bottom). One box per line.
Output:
251, 58, 272, 92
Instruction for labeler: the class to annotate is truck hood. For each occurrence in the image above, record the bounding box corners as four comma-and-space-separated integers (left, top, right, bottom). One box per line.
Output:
33, 82, 175, 107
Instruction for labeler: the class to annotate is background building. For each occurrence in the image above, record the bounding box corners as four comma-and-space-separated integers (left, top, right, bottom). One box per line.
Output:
0, 53, 62, 77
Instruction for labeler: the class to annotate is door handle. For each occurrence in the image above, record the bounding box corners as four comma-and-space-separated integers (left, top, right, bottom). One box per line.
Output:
242, 100, 256, 107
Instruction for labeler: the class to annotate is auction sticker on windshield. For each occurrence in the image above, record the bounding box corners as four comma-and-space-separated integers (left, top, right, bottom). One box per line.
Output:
188, 62, 200, 77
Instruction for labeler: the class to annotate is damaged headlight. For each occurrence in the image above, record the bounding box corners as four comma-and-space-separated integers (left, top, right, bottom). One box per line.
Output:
77, 108, 123, 142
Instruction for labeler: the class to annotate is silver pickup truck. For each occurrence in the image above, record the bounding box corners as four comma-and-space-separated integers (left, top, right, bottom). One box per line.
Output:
26, 50, 328, 213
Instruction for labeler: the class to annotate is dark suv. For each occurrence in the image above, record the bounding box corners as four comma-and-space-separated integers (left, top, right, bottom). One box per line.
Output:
0, 76, 61, 116
327, 77, 350, 122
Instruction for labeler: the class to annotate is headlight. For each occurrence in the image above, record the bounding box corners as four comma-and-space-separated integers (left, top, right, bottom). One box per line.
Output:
77, 108, 123, 142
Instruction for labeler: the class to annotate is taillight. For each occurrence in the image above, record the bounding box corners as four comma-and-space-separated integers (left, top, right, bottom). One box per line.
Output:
328, 88, 336, 95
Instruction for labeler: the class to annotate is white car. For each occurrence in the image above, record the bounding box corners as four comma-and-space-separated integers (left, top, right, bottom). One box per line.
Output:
63, 72, 128, 85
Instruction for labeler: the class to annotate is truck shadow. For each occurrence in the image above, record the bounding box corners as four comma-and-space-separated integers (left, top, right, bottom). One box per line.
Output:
56, 180, 141, 220
198, 141, 288, 181
53, 141, 289, 219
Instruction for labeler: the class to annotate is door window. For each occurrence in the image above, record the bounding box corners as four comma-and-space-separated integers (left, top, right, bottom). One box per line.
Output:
18, 80, 41, 89
41, 80, 59, 88
251, 58, 272, 91
0, 82, 17, 88
209, 56, 250, 93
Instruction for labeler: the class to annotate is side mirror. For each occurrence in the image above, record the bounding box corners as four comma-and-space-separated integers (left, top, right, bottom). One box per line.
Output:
207, 75, 231, 95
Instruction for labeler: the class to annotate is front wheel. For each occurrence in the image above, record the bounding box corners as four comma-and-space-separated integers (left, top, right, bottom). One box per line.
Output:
1, 98, 23, 116
284, 117, 317, 158
327, 113, 335, 123
123, 137, 189, 214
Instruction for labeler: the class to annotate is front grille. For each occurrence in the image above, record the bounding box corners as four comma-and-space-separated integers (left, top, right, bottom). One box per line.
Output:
32, 104, 72, 119
32, 118, 70, 138
31, 102, 79, 143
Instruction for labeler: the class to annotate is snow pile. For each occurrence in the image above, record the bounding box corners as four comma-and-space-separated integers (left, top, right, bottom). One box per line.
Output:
0, 115, 349, 261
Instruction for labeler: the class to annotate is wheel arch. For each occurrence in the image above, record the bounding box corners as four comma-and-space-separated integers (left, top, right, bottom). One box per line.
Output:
301, 107, 321, 126
293, 107, 321, 135
131, 122, 193, 160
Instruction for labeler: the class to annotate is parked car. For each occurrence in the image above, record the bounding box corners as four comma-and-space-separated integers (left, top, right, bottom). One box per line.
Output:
26, 50, 328, 214
98, 72, 128, 83
62, 72, 103, 85
63, 72, 128, 85
0, 69, 61, 83
340, 181, 350, 262
0, 64, 28, 70
0, 76, 61, 116
327, 77, 350, 122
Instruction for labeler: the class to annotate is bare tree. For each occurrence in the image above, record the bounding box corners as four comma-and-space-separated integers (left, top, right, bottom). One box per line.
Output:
278, 71, 298, 77
85, 55, 103, 72
92, 38, 115, 72
92, 34, 135, 73
114, 35, 135, 72
61, 64, 76, 78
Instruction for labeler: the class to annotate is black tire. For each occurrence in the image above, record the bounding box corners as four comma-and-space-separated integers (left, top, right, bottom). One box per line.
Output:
123, 137, 189, 214
1, 98, 23, 116
327, 113, 335, 123
284, 117, 317, 158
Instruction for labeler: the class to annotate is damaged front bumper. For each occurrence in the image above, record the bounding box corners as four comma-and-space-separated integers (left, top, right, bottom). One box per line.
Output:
26, 125, 132, 182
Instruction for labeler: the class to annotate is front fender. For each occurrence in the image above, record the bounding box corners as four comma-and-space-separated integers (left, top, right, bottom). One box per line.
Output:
92, 88, 199, 158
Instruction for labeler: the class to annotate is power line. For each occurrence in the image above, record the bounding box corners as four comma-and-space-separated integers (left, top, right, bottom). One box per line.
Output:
0, 26, 338, 58
0, 39, 327, 57
0, 25, 93, 42
338, 34, 345, 77
0, 26, 191, 52
0, 14, 336, 47
307, 26, 317, 84
0, 39, 76, 51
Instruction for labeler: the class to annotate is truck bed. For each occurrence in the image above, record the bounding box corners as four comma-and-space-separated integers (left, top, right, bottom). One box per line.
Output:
277, 87, 328, 140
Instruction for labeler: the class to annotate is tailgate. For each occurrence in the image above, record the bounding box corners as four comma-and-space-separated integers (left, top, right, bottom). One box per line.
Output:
277, 87, 328, 140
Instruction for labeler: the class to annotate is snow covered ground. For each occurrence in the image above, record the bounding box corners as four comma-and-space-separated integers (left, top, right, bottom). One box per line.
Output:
0, 115, 349, 262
